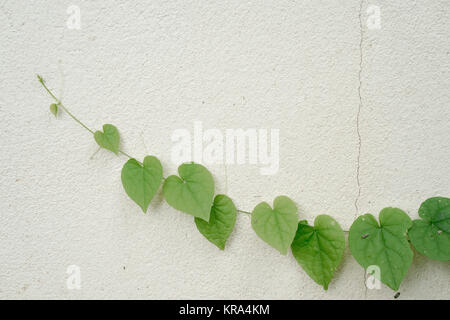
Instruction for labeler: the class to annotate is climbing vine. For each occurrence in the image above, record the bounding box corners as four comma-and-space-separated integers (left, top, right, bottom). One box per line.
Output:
38, 75, 450, 292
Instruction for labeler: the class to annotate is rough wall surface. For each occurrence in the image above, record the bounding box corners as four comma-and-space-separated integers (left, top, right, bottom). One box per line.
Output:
0, 0, 449, 299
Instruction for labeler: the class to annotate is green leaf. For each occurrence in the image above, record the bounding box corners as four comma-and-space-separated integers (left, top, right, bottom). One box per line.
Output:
163, 162, 214, 221
50, 103, 58, 117
121, 156, 163, 213
195, 194, 237, 250
94, 124, 120, 154
349, 208, 413, 291
291, 215, 345, 290
251, 196, 298, 255
418, 197, 450, 233
408, 197, 450, 261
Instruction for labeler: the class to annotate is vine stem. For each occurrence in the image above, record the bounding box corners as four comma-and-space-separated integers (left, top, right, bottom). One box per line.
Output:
119, 150, 134, 159
38, 75, 94, 134
37, 74, 133, 161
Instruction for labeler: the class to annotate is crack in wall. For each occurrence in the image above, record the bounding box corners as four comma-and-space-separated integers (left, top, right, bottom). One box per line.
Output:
357, 0, 368, 299
355, 0, 364, 219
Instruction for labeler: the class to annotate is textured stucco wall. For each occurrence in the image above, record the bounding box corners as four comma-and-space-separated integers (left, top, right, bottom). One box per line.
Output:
0, 0, 449, 299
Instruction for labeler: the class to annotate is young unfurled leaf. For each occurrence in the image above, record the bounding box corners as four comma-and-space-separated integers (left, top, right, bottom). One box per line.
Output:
50, 103, 58, 117
163, 162, 214, 221
94, 124, 120, 154
409, 197, 450, 261
195, 194, 237, 250
291, 215, 345, 290
121, 156, 163, 213
349, 208, 413, 291
251, 196, 298, 255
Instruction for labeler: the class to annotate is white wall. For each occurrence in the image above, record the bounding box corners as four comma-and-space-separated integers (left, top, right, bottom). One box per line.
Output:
0, 0, 449, 299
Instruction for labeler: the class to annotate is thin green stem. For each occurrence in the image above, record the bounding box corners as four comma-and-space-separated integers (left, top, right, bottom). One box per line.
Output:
90, 147, 101, 160
38, 74, 137, 162
38, 75, 94, 134
119, 150, 134, 160
237, 209, 252, 215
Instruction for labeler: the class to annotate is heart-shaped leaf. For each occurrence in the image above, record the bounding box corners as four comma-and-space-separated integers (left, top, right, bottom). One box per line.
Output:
195, 194, 237, 250
349, 208, 413, 291
94, 124, 120, 154
121, 156, 163, 213
50, 103, 58, 117
409, 197, 450, 261
291, 215, 345, 290
163, 162, 214, 221
251, 196, 298, 255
